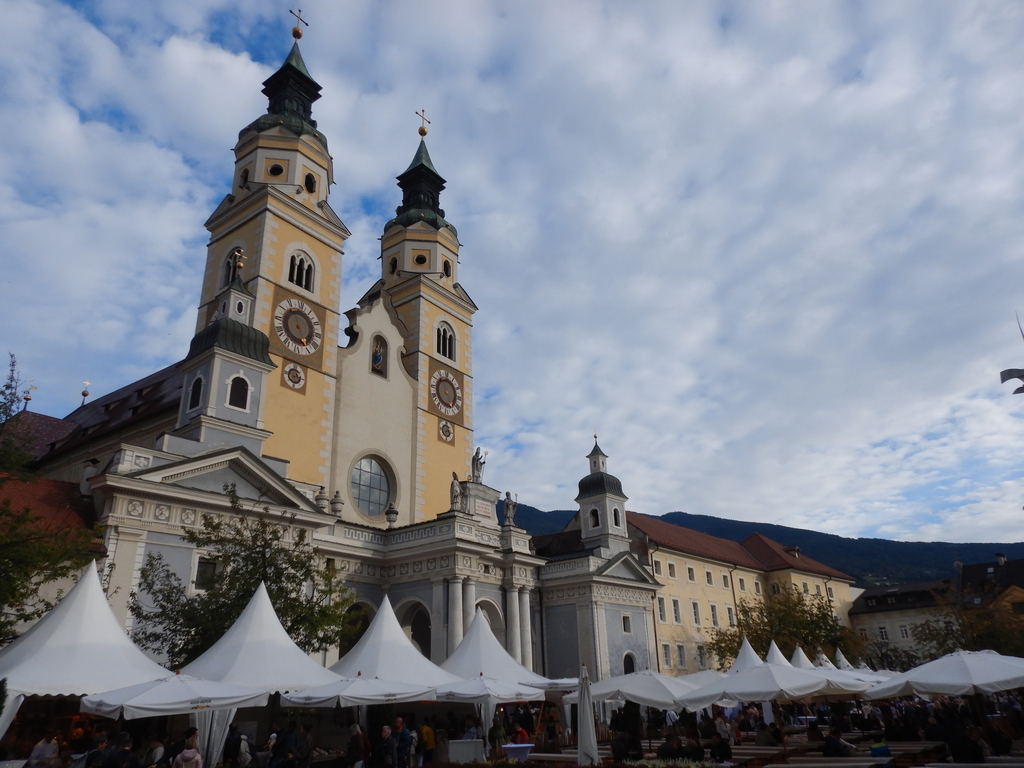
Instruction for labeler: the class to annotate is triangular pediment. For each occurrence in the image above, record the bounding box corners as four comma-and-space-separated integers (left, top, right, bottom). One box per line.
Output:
127, 446, 317, 512
595, 552, 660, 584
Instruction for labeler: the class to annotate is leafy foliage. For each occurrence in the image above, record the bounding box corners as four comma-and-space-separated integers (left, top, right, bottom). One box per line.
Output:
912, 593, 1024, 660
705, 585, 862, 669
0, 353, 34, 476
128, 486, 358, 667
0, 354, 96, 647
860, 638, 920, 672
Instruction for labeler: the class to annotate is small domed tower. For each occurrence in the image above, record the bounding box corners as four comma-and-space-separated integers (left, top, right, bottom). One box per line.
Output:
576, 440, 630, 556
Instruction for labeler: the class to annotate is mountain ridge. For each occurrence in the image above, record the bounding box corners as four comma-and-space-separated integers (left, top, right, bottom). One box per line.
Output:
497, 502, 1024, 586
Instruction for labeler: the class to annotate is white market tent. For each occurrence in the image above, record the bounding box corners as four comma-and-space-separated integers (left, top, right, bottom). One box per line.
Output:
181, 582, 342, 692
791, 645, 817, 669
563, 670, 701, 709
282, 674, 436, 707
728, 638, 764, 674
835, 648, 855, 670
678, 661, 872, 711
81, 673, 269, 719
791, 644, 887, 685
436, 675, 546, 705
814, 651, 839, 669
0, 562, 168, 740
864, 649, 1024, 700
329, 595, 463, 687
765, 641, 792, 666
181, 582, 343, 768
441, 609, 576, 692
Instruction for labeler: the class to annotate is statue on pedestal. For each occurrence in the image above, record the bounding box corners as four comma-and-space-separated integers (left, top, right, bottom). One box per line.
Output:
471, 447, 487, 483
503, 492, 518, 527
450, 471, 463, 512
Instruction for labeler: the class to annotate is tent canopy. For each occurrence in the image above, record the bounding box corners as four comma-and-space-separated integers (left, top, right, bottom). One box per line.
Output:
564, 670, 700, 709
790, 646, 816, 670
678, 662, 871, 711
81, 673, 268, 720
442, 609, 575, 690
330, 596, 462, 686
0, 562, 167, 696
282, 674, 436, 707
864, 650, 1024, 699
728, 638, 764, 674
182, 582, 341, 693
765, 641, 792, 667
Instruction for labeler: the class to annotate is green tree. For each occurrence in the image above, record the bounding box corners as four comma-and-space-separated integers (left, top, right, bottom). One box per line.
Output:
861, 638, 920, 672
912, 594, 1024, 660
0, 354, 97, 647
705, 585, 862, 669
128, 486, 359, 667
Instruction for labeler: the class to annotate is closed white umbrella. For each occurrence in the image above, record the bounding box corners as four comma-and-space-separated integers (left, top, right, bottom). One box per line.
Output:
281, 673, 434, 707
864, 649, 1024, 699
82, 673, 268, 719
576, 664, 600, 767
564, 669, 700, 709
678, 662, 871, 711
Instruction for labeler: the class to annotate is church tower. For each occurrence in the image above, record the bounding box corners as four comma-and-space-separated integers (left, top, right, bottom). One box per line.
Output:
330, 129, 478, 526
577, 440, 631, 556
194, 41, 350, 491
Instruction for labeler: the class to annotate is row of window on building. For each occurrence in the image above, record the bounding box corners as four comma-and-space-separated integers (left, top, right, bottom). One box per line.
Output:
859, 624, 913, 642
660, 642, 708, 670
651, 558, 764, 595
655, 596, 736, 629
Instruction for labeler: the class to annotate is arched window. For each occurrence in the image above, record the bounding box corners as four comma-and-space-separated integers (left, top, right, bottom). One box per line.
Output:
239, 168, 249, 190
371, 336, 388, 377
590, 509, 600, 528
443, 259, 452, 277
288, 254, 314, 291
350, 456, 392, 517
389, 257, 398, 275
613, 508, 621, 527
436, 322, 455, 361
228, 376, 249, 410
623, 653, 636, 674
222, 255, 239, 287
304, 173, 316, 194
187, 377, 203, 410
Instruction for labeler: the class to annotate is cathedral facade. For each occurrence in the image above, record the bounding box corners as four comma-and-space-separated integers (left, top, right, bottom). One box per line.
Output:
27, 42, 662, 681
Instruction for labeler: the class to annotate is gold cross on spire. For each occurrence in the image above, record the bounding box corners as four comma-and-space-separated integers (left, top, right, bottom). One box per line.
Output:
416, 109, 431, 137
290, 9, 308, 40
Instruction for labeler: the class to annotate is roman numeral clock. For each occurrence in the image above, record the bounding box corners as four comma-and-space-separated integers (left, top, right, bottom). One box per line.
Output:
274, 298, 322, 355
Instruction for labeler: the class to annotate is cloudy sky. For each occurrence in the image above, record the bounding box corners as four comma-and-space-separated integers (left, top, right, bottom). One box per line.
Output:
5, 1, 1024, 543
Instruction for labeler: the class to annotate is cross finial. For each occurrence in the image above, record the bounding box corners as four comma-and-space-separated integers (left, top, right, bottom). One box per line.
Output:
290, 9, 308, 40
416, 109, 431, 137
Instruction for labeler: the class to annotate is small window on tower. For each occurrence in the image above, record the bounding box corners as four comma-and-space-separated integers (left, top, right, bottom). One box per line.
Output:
389, 257, 398, 275
239, 168, 249, 189
288, 254, 314, 292
304, 173, 316, 193
187, 378, 203, 411
414, 254, 428, 266
228, 376, 250, 410
222, 256, 238, 287
268, 164, 284, 177
436, 323, 456, 361
590, 509, 600, 528
443, 260, 452, 277
613, 508, 621, 526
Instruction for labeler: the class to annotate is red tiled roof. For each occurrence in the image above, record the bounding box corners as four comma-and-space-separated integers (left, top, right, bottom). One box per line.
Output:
740, 532, 851, 581
1, 476, 97, 535
627, 512, 765, 570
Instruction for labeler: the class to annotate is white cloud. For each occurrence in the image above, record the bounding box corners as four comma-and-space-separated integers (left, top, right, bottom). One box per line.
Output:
4, 0, 1024, 542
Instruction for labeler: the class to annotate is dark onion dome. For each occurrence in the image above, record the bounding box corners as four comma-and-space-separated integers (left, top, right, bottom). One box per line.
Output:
576, 471, 626, 502
186, 317, 275, 367
384, 139, 458, 236
240, 43, 328, 151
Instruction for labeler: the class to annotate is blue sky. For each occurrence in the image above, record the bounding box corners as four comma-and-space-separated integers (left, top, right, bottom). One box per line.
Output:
4, 0, 1024, 542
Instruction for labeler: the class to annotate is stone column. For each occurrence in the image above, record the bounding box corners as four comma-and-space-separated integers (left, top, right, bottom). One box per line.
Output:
519, 587, 533, 671
506, 585, 522, 663
448, 576, 464, 653
463, 577, 477, 631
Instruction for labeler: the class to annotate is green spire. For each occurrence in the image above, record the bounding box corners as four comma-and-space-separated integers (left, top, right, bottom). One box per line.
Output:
404, 139, 439, 175
260, 42, 322, 123
282, 42, 312, 79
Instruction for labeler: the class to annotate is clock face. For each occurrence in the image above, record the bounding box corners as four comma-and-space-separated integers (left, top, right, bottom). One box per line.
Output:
430, 368, 463, 417
283, 363, 306, 389
274, 299, 322, 355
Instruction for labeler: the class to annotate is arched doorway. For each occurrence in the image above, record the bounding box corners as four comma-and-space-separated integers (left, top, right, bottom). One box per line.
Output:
474, 598, 506, 648
398, 601, 432, 658
623, 652, 636, 674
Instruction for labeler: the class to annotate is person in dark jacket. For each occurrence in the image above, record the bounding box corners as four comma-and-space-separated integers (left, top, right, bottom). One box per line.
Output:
823, 728, 853, 758
708, 734, 732, 763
